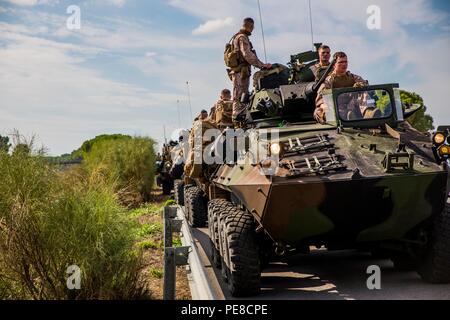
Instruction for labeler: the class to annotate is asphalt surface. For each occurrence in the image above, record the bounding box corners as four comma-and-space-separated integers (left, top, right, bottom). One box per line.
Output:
192, 227, 450, 300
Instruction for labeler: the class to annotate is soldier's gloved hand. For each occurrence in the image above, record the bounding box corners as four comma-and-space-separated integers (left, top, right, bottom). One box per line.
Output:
314, 107, 326, 124
353, 82, 366, 88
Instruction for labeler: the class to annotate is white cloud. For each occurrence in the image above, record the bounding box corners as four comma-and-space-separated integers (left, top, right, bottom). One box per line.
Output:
3, 0, 56, 6
107, 0, 126, 7
192, 17, 234, 35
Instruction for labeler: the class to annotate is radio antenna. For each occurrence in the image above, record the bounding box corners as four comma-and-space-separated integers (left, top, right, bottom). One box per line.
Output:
257, 0, 268, 63
308, 0, 314, 50
186, 81, 193, 122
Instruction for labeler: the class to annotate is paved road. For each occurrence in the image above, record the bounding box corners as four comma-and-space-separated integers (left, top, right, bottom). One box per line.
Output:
192, 227, 450, 300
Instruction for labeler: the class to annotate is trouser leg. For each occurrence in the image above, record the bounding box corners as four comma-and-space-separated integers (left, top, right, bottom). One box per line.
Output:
232, 73, 250, 121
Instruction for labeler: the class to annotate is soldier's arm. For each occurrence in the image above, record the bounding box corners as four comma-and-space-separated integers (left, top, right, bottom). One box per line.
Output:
352, 73, 369, 87
209, 105, 216, 122
315, 80, 331, 108
238, 35, 264, 68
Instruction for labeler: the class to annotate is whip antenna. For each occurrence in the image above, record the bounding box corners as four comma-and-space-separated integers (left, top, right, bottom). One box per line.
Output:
257, 0, 268, 63
186, 81, 193, 122
308, 0, 314, 50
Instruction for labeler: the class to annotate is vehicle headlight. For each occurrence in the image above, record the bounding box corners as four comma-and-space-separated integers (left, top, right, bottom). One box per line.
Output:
438, 145, 450, 156
270, 143, 281, 155
433, 132, 446, 145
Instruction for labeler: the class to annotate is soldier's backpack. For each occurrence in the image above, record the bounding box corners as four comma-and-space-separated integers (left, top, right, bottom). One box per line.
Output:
215, 100, 233, 126
224, 33, 248, 70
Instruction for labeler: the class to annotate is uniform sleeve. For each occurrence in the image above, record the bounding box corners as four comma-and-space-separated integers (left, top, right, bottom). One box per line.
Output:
237, 35, 264, 68
315, 78, 332, 108
352, 73, 368, 87
209, 104, 216, 122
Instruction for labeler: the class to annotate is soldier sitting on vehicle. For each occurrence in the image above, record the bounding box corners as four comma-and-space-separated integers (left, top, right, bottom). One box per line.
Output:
314, 51, 368, 123
310, 44, 331, 81
209, 89, 233, 129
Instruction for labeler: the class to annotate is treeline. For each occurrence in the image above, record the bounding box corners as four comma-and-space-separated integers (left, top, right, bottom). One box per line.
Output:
0, 133, 157, 299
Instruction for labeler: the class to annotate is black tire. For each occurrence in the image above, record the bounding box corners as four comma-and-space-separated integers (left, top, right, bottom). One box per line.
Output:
162, 178, 173, 195
391, 253, 419, 271
220, 207, 261, 297
208, 199, 230, 269
418, 204, 450, 283
169, 163, 184, 180
174, 180, 185, 206
185, 186, 207, 227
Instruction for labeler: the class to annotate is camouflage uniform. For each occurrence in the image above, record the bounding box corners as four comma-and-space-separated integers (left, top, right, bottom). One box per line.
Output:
229, 30, 265, 121
209, 99, 233, 128
310, 62, 330, 81
315, 71, 368, 122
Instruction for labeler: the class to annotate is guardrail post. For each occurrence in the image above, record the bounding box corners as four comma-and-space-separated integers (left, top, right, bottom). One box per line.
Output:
163, 206, 190, 300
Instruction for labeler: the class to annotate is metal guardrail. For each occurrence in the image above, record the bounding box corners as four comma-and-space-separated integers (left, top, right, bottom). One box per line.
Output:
163, 205, 216, 300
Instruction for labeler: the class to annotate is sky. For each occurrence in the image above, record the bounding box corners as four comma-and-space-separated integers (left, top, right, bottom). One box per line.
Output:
0, 0, 449, 155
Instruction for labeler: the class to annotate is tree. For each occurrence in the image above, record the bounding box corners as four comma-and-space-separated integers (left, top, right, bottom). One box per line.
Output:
0, 135, 11, 153
400, 90, 434, 132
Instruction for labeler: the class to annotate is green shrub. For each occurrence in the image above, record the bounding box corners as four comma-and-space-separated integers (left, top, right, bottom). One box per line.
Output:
136, 223, 163, 238
149, 267, 163, 279
0, 150, 147, 299
164, 199, 177, 207
137, 240, 161, 250
83, 137, 156, 207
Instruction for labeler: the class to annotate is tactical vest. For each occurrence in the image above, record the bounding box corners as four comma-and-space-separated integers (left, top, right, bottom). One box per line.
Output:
224, 31, 252, 73
310, 63, 330, 81
329, 72, 356, 88
215, 100, 233, 126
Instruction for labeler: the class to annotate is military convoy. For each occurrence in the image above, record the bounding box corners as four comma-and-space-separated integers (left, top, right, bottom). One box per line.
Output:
174, 44, 450, 297
156, 131, 188, 195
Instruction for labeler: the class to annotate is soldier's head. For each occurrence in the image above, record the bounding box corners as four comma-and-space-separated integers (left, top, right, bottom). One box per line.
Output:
318, 45, 331, 64
199, 109, 208, 120
333, 51, 348, 75
242, 17, 255, 33
220, 89, 231, 101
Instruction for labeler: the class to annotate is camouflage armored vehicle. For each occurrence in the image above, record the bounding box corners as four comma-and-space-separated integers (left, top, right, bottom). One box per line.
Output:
156, 140, 177, 195
183, 45, 450, 297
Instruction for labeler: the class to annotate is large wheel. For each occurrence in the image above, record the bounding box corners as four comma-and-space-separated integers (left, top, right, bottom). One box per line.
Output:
391, 253, 419, 271
174, 180, 185, 206
418, 204, 450, 283
183, 184, 195, 221
185, 186, 207, 227
219, 205, 261, 297
162, 178, 173, 195
207, 199, 230, 269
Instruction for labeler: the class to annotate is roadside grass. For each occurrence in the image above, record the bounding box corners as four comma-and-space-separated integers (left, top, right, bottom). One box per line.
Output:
0, 149, 148, 300
82, 137, 156, 207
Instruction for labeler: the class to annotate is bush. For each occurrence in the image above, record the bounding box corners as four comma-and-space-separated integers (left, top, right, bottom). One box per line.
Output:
83, 137, 156, 207
0, 150, 148, 299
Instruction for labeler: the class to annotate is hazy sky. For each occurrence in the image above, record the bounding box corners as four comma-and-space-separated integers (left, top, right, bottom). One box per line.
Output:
1, 0, 449, 155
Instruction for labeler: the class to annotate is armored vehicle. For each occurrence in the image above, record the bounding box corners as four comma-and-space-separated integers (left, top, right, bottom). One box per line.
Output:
182, 45, 450, 297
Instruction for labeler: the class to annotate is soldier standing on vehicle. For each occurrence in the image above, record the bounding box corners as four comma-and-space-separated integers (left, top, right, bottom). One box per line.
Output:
225, 17, 272, 126
314, 51, 368, 123
310, 45, 331, 81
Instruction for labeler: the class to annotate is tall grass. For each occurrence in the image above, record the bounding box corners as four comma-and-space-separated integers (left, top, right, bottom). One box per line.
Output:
82, 137, 156, 207
0, 148, 148, 299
